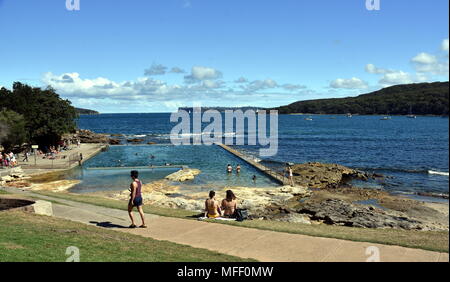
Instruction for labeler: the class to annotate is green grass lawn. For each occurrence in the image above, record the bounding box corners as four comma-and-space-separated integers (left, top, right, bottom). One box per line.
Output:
32, 190, 449, 253
0, 211, 254, 262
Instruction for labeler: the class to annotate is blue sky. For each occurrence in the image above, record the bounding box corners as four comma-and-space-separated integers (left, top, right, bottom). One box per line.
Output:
0, 0, 448, 113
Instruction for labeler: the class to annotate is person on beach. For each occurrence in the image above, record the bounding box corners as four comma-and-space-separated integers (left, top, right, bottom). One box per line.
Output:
227, 164, 233, 174
204, 191, 221, 218
22, 150, 29, 162
236, 164, 241, 174
287, 165, 294, 187
128, 170, 147, 228
221, 190, 238, 218
10, 153, 16, 167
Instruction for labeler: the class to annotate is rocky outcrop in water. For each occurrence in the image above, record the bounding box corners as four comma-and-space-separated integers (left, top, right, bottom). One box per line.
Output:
109, 138, 121, 145
165, 169, 201, 182
291, 162, 369, 189
127, 138, 144, 143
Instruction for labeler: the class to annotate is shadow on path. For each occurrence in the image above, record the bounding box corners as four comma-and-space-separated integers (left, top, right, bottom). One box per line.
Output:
89, 221, 127, 229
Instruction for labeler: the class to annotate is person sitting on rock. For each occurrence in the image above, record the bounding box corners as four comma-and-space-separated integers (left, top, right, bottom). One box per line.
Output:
205, 191, 221, 219
221, 190, 238, 218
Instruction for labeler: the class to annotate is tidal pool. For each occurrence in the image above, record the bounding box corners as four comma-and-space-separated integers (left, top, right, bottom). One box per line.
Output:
68, 145, 279, 193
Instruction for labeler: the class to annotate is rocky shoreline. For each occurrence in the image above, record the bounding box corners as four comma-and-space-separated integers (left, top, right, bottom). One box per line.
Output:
3, 159, 448, 232
63, 130, 132, 145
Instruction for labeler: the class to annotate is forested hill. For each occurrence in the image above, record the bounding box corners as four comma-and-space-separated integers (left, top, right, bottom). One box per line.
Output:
76, 108, 99, 115
274, 82, 449, 115
178, 106, 261, 112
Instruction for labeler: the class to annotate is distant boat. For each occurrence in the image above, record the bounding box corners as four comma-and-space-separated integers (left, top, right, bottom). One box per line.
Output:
305, 116, 313, 121
380, 116, 391, 120
406, 106, 417, 119
346, 113, 353, 118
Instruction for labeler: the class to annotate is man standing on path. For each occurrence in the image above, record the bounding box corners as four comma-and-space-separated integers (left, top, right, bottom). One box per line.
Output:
128, 170, 147, 228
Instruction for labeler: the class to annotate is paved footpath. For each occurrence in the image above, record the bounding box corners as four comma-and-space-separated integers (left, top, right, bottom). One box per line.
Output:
3, 188, 449, 262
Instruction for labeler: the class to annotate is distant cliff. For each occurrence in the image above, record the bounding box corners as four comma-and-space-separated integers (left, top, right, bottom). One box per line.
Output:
274, 82, 449, 116
76, 108, 99, 115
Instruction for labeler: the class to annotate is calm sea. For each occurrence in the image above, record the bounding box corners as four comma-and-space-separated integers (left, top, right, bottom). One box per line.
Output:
77, 113, 449, 195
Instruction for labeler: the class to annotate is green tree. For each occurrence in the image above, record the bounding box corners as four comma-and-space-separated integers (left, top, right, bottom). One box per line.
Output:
0, 109, 27, 151
0, 82, 78, 147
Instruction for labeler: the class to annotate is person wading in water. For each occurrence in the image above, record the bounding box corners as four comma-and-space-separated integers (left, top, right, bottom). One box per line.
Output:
128, 170, 147, 228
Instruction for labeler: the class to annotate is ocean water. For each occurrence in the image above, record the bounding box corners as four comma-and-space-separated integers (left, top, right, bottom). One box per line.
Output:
77, 113, 449, 195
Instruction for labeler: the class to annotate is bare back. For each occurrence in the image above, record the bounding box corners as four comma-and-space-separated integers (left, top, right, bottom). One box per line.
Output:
205, 198, 220, 217
221, 199, 237, 216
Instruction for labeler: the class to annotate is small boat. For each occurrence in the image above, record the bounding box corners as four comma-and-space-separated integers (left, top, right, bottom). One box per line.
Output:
346, 113, 353, 118
305, 117, 313, 121
380, 116, 391, 120
407, 106, 416, 118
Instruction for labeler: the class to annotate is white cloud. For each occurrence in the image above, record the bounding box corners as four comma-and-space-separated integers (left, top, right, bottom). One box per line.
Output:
378, 71, 428, 87
42, 72, 180, 101
411, 53, 448, 76
144, 64, 167, 76
40, 66, 315, 112
281, 83, 307, 91
234, 77, 248, 83
442, 39, 449, 53
365, 39, 449, 87
411, 52, 438, 65
201, 80, 224, 89
169, 67, 185, 74
184, 66, 222, 83
410, 39, 449, 76
330, 77, 368, 89
242, 78, 278, 92
365, 64, 393, 74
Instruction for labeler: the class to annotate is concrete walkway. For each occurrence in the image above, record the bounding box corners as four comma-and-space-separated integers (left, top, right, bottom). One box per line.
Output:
3, 188, 449, 262
17, 143, 106, 175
